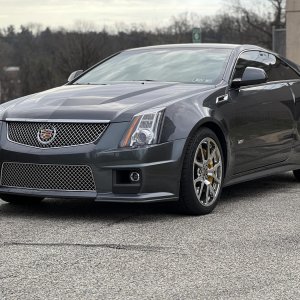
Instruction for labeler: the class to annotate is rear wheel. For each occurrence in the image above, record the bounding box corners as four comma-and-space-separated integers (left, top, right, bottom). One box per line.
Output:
179, 128, 224, 215
0, 194, 44, 205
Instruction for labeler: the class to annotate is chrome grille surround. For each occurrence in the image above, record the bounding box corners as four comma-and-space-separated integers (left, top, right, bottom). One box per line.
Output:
0, 162, 96, 191
7, 121, 109, 148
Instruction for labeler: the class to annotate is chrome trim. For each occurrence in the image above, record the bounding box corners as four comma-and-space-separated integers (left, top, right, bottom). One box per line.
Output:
216, 94, 228, 104
0, 162, 96, 192
289, 85, 297, 104
37, 126, 57, 145
6, 122, 109, 149
6, 134, 96, 149
5, 118, 110, 123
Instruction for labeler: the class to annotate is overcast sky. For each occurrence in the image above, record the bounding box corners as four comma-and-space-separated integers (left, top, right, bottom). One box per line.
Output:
0, 0, 222, 30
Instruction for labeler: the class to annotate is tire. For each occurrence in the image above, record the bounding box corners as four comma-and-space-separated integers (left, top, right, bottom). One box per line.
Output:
293, 169, 300, 181
0, 194, 44, 205
179, 127, 224, 215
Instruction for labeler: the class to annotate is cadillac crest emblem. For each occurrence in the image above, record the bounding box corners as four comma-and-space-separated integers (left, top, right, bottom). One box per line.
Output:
37, 126, 57, 144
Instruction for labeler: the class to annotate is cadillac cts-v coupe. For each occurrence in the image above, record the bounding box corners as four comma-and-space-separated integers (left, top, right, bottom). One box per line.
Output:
1, 44, 300, 215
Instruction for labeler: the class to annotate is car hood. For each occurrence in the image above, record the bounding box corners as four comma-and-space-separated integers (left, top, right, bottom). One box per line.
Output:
1, 82, 215, 122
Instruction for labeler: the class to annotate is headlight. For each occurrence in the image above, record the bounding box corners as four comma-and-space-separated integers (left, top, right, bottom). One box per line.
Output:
120, 107, 165, 148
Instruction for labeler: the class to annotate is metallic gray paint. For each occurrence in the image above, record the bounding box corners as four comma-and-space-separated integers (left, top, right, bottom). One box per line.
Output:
1, 44, 300, 202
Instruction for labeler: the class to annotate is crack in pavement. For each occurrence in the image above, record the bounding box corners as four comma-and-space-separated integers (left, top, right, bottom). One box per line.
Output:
1, 242, 187, 255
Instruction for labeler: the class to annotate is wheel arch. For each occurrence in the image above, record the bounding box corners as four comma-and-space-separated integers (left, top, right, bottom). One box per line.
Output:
184, 118, 229, 176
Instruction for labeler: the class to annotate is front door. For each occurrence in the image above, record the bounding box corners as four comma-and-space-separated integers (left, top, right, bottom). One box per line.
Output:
223, 50, 295, 174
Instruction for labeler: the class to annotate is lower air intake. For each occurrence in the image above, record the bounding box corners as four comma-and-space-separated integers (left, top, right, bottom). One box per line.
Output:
0, 162, 96, 191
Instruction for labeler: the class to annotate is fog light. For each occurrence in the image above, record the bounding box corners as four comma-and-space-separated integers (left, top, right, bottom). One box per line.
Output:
130, 171, 140, 182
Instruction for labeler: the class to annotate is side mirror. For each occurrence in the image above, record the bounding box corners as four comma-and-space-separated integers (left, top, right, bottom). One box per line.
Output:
68, 70, 84, 82
231, 67, 267, 88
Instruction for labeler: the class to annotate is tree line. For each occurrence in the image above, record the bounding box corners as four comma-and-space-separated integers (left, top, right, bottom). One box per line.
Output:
0, 0, 285, 100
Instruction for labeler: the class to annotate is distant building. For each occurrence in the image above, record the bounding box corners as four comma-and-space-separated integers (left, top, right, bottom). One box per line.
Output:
286, 0, 300, 64
0, 66, 22, 103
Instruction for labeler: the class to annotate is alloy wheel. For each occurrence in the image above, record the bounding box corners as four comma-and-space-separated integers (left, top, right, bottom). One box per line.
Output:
193, 137, 223, 206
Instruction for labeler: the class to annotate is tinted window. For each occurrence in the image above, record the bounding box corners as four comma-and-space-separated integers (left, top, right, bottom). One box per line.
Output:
74, 48, 232, 85
233, 51, 300, 82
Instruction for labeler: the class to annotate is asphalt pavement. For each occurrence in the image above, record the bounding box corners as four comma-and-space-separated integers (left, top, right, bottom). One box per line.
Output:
0, 172, 299, 300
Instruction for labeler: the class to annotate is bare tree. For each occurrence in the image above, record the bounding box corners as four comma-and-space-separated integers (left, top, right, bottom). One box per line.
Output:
269, 0, 286, 27
0, 4, 287, 99
225, 0, 286, 48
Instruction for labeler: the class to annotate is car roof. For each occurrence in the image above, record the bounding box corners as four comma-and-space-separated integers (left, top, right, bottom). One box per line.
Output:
125, 43, 266, 52
123, 43, 300, 74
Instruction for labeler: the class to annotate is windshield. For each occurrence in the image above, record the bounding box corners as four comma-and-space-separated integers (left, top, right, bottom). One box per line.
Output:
74, 48, 232, 85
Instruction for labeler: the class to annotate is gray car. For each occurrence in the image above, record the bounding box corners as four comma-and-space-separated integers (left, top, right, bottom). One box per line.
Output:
1, 43, 300, 215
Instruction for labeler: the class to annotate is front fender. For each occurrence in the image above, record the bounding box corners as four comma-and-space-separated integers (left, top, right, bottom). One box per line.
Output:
160, 86, 229, 142
159, 85, 233, 179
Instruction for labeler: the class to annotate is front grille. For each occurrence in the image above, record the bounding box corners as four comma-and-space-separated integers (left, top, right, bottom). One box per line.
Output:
1, 162, 96, 191
7, 122, 109, 148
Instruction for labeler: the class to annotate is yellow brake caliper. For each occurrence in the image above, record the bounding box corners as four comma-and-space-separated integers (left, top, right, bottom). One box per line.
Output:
207, 159, 214, 184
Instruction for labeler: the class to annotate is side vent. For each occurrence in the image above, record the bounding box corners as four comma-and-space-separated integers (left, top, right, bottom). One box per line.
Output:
216, 94, 229, 104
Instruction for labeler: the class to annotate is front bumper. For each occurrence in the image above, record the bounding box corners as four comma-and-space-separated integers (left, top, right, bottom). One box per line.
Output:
0, 122, 186, 203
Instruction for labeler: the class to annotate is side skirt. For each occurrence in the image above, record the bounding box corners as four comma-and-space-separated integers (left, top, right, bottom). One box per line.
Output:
223, 163, 299, 187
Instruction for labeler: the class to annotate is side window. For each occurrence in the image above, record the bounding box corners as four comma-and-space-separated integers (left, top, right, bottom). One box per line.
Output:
234, 51, 300, 82
266, 55, 300, 81
233, 51, 262, 80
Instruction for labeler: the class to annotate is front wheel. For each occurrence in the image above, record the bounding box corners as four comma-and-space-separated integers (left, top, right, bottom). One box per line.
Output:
0, 194, 44, 205
179, 128, 224, 215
